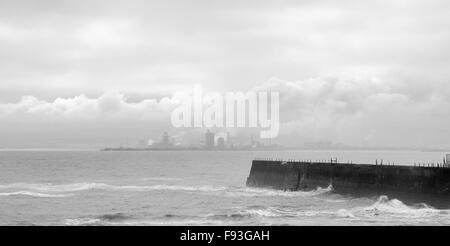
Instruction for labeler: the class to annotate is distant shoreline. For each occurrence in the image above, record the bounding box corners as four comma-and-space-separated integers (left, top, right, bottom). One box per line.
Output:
100, 147, 450, 152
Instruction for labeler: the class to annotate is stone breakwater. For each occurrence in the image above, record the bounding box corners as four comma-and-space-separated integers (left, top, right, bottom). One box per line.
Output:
246, 159, 450, 208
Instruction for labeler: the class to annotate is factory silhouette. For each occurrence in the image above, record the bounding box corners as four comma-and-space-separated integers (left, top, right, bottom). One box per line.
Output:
102, 130, 282, 151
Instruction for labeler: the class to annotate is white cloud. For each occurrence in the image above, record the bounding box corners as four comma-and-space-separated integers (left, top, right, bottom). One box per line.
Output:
1, 0, 450, 97
251, 76, 450, 148
0, 90, 179, 121
1, 75, 450, 148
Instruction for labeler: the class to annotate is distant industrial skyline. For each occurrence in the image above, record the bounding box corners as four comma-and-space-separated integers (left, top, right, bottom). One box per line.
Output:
103, 130, 450, 153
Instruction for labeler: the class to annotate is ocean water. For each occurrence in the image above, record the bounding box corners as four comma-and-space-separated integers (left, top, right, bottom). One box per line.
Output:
0, 150, 449, 226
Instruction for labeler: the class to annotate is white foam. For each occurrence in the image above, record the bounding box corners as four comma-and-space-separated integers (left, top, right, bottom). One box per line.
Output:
0, 191, 73, 198
233, 206, 327, 218
0, 182, 227, 193
63, 217, 224, 226
241, 209, 278, 217
233, 203, 356, 219
223, 185, 333, 198
354, 195, 446, 218
336, 209, 355, 218
0, 182, 108, 192
146, 184, 226, 192
113, 219, 225, 226
64, 218, 102, 226
0, 182, 335, 199
224, 188, 299, 197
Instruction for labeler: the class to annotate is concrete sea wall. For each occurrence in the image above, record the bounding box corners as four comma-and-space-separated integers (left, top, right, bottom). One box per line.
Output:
246, 159, 450, 207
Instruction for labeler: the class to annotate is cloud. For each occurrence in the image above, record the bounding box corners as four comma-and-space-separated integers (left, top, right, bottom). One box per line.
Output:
1, 75, 450, 148
1, 0, 450, 99
0, 90, 182, 148
252, 76, 450, 148
0, 91, 179, 120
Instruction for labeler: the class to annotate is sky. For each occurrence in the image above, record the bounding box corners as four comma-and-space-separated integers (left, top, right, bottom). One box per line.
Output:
1, 0, 450, 149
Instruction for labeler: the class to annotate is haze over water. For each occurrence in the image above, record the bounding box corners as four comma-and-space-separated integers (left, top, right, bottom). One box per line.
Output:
0, 150, 448, 226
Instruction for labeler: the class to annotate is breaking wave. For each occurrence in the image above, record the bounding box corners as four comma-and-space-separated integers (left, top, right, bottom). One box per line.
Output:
0, 182, 333, 198
64, 213, 225, 226
205, 195, 449, 223
224, 185, 333, 198
356, 195, 444, 218
64, 218, 226, 226
0, 182, 227, 193
64, 218, 103, 226
0, 191, 72, 198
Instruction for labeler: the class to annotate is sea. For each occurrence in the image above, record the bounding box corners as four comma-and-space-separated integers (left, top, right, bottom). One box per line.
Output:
0, 150, 449, 226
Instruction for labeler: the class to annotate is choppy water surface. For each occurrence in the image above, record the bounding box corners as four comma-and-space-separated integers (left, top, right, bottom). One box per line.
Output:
0, 150, 448, 225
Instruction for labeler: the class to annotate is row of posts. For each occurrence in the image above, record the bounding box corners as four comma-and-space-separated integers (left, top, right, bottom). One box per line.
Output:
413, 162, 450, 168
255, 157, 450, 168
375, 159, 395, 166
255, 157, 340, 164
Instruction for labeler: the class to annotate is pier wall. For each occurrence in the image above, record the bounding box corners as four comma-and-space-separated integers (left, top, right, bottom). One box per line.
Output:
246, 160, 450, 206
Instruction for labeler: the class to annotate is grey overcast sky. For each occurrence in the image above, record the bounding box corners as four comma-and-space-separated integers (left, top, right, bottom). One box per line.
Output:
1, 0, 450, 148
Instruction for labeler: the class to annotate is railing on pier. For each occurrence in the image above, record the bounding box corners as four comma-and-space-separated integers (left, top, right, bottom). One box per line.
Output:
253, 157, 450, 169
